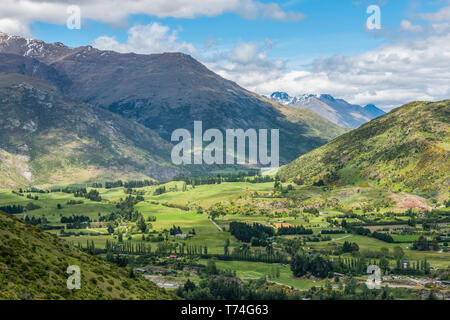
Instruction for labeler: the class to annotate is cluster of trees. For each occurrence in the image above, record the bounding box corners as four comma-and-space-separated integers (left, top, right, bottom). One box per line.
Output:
21, 188, 48, 194
69, 188, 102, 202
301, 278, 403, 300
303, 207, 320, 214
332, 257, 378, 275
229, 222, 274, 243
207, 203, 259, 220
0, 203, 41, 214
277, 226, 313, 236
51, 186, 84, 194
61, 215, 91, 229
173, 171, 263, 187
100, 196, 143, 222
292, 254, 382, 278
321, 229, 346, 234
0, 204, 24, 214
105, 240, 153, 255
250, 237, 268, 246
247, 175, 275, 184
24, 215, 47, 225
93, 180, 157, 189
176, 277, 300, 300
226, 246, 289, 263
273, 178, 294, 194
371, 232, 394, 243
291, 254, 333, 278
60, 215, 91, 224
344, 221, 394, 243
393, 258, 431, 275
412, 236, 440, 251
343, 223, 371, 236
341, 241, 359, 253
153, 186, 166, 195
79, 189, 102, 202
66, 200, 84, 205
169, 225, 183, 235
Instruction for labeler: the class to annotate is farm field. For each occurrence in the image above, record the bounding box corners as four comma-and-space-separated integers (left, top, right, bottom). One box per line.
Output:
199, 259, 326, 290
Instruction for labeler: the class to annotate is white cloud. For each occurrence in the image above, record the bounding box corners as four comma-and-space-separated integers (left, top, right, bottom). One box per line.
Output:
201, 40, 286, 89
240, 31, 450, 110
400, 20, 423, 33
0, 0, 305, 36
204, 7, 450, 110
90, 12, 450, 111
416, 5, 450, 22
1, 1, 448, 111
0, 18, 30, 37
92, 23, 196, 54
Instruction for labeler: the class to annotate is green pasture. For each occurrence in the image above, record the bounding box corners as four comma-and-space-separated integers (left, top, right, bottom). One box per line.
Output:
199, 259, 325, 290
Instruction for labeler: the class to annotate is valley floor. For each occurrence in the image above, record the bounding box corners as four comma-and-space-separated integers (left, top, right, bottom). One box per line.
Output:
0, 178, 449, 299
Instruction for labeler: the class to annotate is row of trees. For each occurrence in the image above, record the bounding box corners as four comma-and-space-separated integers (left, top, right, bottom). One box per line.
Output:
277, 226, 313, 236
173, 171, 263, 187
93, 179, 157, 189
344, 221, 394, 243
412, 236, 440, 251
0, 204, 24, 214
0, 202, 41, 214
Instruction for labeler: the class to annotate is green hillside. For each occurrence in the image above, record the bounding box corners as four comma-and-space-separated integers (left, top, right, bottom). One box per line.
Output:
0, 211, 174, 299
279, 100, 450, 199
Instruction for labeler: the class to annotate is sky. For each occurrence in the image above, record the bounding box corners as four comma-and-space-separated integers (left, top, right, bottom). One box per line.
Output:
0, 0, 449, 110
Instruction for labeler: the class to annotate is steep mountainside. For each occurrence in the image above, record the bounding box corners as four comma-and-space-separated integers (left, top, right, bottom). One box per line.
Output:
0, 53, 72, 91
364, 104, 386, 119
269, 92, 385, 128
0, 73, 181, 187
0, 211, 174, 299
279, 100, 450, 198
0, 33, 346, 164
0, 33, 82, 64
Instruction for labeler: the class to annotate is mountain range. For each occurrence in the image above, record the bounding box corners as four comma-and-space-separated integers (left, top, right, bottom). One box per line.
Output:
0, 33, 346, 186
269, 91, 385, 128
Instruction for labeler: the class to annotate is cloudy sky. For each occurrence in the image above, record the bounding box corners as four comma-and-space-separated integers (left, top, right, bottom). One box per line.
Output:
1, 0, 449, 110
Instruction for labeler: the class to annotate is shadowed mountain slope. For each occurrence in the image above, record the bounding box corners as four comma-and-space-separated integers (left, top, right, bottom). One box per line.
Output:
0, 73, 181, 187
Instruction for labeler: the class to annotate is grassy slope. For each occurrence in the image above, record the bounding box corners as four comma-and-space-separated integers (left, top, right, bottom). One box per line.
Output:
279, 100, 450, 198
0, 211, 175, 299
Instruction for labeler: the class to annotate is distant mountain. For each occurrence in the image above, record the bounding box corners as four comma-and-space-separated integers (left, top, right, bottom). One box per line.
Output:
363, 104, 386, 118
268, 92, 385, 128
279, 100, 450, 198
0, 72, 181, 187
0, 33, 346, 167
0, 33, 81, 64
0, 211, 175, 299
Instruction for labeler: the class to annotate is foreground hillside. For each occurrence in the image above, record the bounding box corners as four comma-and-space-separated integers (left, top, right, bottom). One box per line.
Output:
0, 73, 181, 187
0, 211, 174, 299
279, 100, 450, 198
